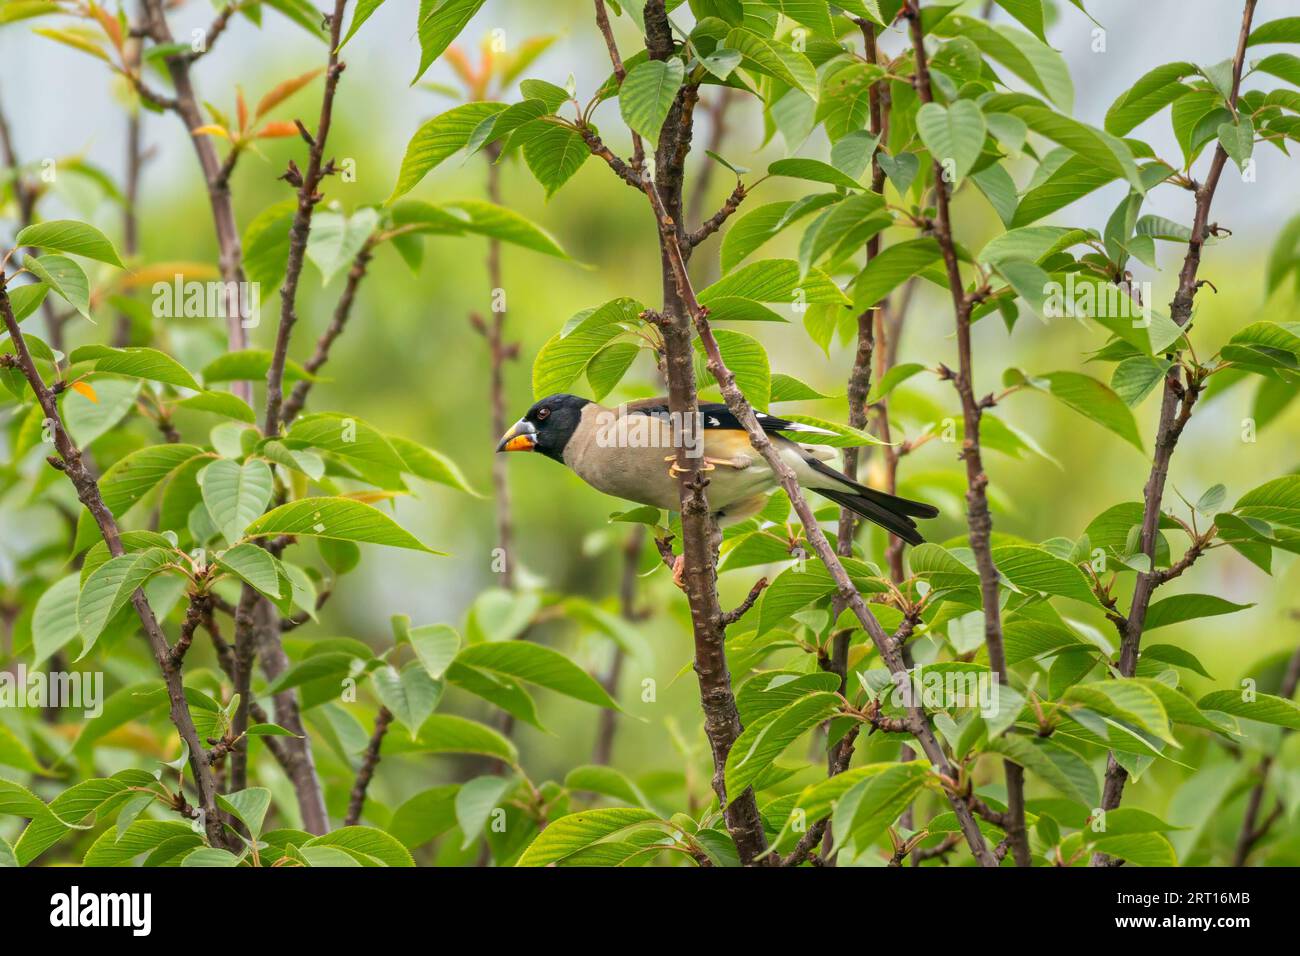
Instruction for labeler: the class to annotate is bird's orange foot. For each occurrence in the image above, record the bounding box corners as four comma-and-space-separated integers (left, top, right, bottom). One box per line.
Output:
664, 455, 716, 479
672, 554, 686, 589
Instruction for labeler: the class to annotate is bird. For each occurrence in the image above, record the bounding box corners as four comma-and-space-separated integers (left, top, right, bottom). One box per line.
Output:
496, 394, 939, 551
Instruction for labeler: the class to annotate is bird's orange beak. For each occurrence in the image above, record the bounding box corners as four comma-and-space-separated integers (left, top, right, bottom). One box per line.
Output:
496, 419, 536, 453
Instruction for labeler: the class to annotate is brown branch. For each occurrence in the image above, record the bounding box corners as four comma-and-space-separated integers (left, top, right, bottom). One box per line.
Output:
720, 576, 768, 627
141, 0, 251, 400
0, 284, 229, 851
1232, 636, 1300, 865
1093, 0, 1258, 858
280, 245, 372, 427
627, 0, 771, 867
687, 181, 746, 249
593, 0, 645, 171
905, 0, 1028, 867
468, 142, 519, 587
203, 605, 292, 768
344, 706, 393, 826
263, 0, 349, 437
186, 2, 239, 62
645, 151, 997, 866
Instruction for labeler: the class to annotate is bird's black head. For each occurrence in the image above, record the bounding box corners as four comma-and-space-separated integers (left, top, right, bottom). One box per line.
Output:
496, 394, 591, 463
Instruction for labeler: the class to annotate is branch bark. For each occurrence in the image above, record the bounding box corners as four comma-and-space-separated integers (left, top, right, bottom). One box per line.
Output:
905, 0, 1028, 866
0, 285, 229, 851
1232, 638, 1300, 865
263, 0, 349, 438
345, 706, 393, 826
1093, 0, 1257, 857
140, 0, 251, 401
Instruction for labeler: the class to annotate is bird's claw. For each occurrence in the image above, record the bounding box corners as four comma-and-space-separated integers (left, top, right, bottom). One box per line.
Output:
664, 455, 715, 479
672, 554, 686, 589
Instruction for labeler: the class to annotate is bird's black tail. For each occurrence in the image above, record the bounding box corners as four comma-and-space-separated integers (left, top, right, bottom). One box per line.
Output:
804, 459, 939, 547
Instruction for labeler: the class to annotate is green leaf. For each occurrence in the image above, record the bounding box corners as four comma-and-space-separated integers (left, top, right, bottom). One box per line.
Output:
202, 349, 317, 385
851, 238, 941, 312
1037, 371, 1143, 451
306, 207, 379, 285
533, 297, 644, 397
199, 458, 274, 543
1234, 474, 1300, 527
68, 345, 202, 391
76, 549, 174, 656
25, 254, 89, 319
389, 435, 480, 496
388, 785, 460, 848
1110, 356, 1170, 406
1217, 115, 1254, 170
1090, 832, 1177, 866
242, 497, 443, 553
32, 573, 82, 667
586, 342, 641, 400
413, 0, 488, 84
916, 99, 986, 184
411, 713, 517, 762
1247, 17, 1300, 48
1197, 690, 1300, 730
699, 259, 848, 306
985, 735, 1100, 807
286, 412, 409, 473
725, 27, 817, 97
1144, 593, 1253, 630
991, 545, 1098, 605
216, 787, 271, 838
455, 775, 517, 849
371, 663, 443, 735
726, 692, 841, 798
516, 808, 661, 866
693, 328, 770, 409
564, 765, 650, 808
519, 121, 590, 198
338, 0, 386, 49
1104, 62, 1197, 135
453, 641, 618, 709
214, 543, 283, 601
176, 389, 257, 423
15, 219, 124, 267
619, 58, 684, 146
387, 102, 508, 203
831, 762, 932, 859
305, 826, 414, 866
406, 622, 460, 680
441, 199, 568, 258
719, 196, 837, 273
767, 157, 862, 190
1064, 680, 1174, 744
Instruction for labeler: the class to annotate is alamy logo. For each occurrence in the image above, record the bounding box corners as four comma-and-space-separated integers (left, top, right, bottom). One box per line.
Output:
152, 273, 261, 328
593, 404, 704, 458
0, 664, 102, 718
49, 887, 152, 936
1042, 272, 1152, 327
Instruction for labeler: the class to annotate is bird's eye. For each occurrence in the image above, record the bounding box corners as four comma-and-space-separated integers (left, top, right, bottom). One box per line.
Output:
537, 407, 551, 421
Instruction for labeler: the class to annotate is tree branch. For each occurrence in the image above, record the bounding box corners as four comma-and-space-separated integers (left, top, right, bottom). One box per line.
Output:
1093, 0, 1258, 855
905, 0, 1027, 866
0, 284, 229, 851
1232, 638, 1300, 865
344, 706, 393, 826
280, 244, 373, 427
263, 0, 349, 438
140, 0, 251, 400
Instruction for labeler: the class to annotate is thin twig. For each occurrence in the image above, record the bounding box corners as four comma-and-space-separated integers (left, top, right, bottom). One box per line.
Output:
344, 707, 393, 826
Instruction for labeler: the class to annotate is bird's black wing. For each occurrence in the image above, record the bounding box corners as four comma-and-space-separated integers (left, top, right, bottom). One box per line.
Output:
626, 400, 836, 437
